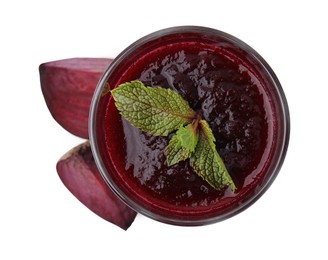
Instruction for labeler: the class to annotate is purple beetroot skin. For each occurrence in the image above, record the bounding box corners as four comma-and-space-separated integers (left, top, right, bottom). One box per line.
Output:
39, 58, 113, 138
56, 141, 137, 230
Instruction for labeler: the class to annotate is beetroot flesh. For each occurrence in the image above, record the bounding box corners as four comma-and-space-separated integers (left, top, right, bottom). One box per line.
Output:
39, 58, 113, 138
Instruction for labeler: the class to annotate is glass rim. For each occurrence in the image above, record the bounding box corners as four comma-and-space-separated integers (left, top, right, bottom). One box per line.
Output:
89, 26, 290, 226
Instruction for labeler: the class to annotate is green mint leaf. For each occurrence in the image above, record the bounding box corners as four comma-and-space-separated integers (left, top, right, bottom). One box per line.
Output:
166, 123, 199, 166
176, 123, 199, 153
111, 80, 196, 136
191, 120, 236, 191
166, 133, 191, 166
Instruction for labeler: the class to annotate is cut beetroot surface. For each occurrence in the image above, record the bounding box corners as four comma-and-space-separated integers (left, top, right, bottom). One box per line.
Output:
40, 58, 112, 138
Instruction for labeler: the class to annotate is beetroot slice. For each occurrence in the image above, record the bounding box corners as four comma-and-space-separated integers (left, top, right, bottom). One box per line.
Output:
39, 58, 113, 138
56, 141, 137, 230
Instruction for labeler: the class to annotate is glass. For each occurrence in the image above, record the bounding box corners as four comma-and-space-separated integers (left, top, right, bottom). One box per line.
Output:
89, 26, 290, 226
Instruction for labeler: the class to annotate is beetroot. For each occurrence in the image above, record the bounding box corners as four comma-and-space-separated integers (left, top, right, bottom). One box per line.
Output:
39, 58, 113, 138
56, 141, 137, 230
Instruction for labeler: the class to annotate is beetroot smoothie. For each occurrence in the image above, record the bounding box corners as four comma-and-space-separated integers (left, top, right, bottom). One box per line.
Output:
89, 27, 289, 225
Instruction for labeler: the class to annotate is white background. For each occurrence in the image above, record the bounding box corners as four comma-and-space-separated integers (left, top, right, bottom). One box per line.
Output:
1, 0, 327, 259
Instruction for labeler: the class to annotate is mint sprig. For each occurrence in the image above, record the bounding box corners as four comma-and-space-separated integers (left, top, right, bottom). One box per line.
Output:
111, 80, 236, 191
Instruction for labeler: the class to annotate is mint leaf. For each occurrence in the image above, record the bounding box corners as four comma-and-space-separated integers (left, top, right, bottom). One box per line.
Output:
176, 123, 199, 153
166, 133, 191, 166
166, 123, 199, 166
111, 80, 196, 136
191, 120, 236, 191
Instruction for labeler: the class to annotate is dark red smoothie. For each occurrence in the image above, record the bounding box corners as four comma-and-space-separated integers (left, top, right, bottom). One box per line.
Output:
90, 27, 289, 225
